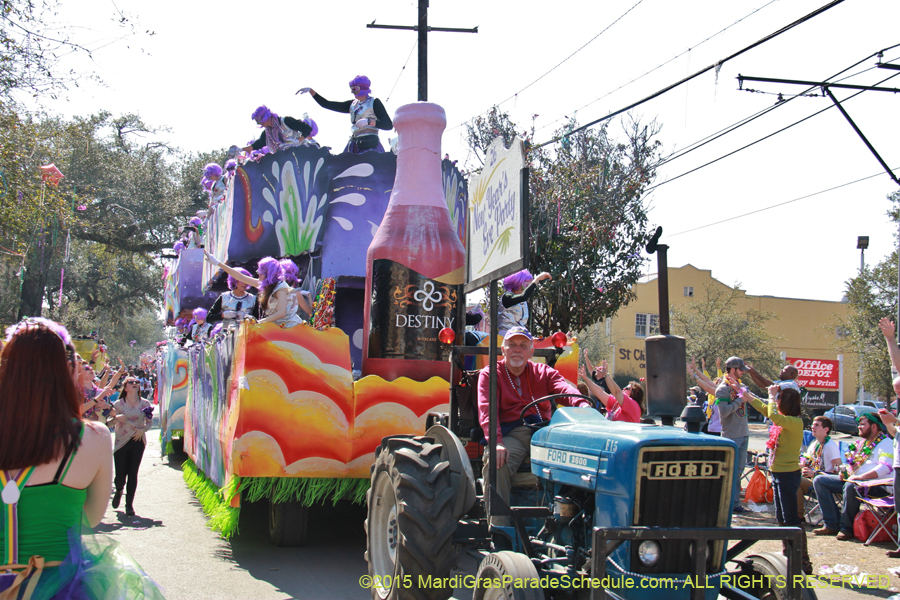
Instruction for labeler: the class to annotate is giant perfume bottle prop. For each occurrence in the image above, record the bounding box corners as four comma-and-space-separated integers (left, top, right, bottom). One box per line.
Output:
362, 103, 465, 381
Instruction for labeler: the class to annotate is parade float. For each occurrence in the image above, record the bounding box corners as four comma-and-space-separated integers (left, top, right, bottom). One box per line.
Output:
157, 102, 578, 545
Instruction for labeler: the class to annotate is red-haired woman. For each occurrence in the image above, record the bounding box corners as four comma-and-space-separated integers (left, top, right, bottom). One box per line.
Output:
0, 318, 164, 598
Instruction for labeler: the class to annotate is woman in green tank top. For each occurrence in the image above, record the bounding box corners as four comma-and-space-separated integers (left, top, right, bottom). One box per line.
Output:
0, 318, 164, 599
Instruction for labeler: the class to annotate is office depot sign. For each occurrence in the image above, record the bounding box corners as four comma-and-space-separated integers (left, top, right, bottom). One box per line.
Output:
787, 357, 839, 390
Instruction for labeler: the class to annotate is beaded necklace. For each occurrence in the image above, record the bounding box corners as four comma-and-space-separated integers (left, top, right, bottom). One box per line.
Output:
504, 363, 538, 418
845, 432, 885, 474
809, 436, 831, 472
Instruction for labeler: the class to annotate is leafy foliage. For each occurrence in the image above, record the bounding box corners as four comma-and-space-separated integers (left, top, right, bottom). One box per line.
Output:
465, 107, 661, 336
670, 283, 782, 382
0, 103, 222, 358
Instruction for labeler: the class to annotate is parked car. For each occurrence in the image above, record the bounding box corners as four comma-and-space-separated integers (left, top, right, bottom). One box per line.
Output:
858, 399, 886, 410
823, 404, 878, 435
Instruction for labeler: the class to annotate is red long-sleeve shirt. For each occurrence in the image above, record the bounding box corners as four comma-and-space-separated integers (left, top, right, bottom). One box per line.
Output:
477, 359, 586, 445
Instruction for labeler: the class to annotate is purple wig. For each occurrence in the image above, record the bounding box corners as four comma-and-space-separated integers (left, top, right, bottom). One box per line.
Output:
210, 322, 223, 337
4, 317, 72, 346
189, 216, 202, 227
503, 269, 533, 292
349, 75, 372, 98
303, 117, 318, 138
251, 105, 277, 125
203, 163, 222, 178
173, 241, 185, 254
279, 259, 300, 286
224, 159, 237, 172
256, 257, 283, 288
193, 307, 208, 321
227, 267, 253, 290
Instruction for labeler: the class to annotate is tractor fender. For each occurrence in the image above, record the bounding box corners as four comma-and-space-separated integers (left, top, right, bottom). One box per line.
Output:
426, 424, 477, 519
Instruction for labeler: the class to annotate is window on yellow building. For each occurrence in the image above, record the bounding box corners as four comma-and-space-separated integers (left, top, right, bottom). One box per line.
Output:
684, 286, 694, 297
635, 313, 659, 337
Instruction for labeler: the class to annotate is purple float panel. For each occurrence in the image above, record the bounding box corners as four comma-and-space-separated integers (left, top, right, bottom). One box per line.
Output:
201, 144, 468, 370
225, 147, 395, 277
164, 248, 219, 324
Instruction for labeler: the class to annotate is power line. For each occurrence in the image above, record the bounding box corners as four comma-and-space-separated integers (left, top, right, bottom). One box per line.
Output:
385, 39, 418, 103
653, 48, 900, 171
645, 67, 900, 192
533, 0, 849, 149
531, 0, 781, 135
494, 0, 645, 107
667, 168, 896, 237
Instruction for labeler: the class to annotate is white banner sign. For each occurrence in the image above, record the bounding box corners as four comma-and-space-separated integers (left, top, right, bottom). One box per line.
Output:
467, 136, 525, 283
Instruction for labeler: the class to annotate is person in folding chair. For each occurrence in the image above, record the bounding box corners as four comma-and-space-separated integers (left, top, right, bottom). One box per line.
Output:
812, 411, 893, 540
798, 415, 842, 519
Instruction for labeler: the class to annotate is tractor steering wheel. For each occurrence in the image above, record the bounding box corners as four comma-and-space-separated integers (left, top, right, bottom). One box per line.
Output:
518, 393, 598, 430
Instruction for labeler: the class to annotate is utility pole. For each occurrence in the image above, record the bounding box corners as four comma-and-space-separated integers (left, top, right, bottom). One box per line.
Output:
368, 0, 478, 101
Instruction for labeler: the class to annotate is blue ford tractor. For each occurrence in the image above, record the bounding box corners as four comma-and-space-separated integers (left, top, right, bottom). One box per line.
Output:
365, 336, 815, 600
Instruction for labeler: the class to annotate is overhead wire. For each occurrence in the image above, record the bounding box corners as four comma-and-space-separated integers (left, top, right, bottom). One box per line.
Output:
385, 39, 418, 103
492, 0, 645, 107
532, 0, 849, 149
652, 47, 900, 171
667, 168, 897, 237
531, 0, 782, 135
445, 0, 649, 134
644, 61, 900, 192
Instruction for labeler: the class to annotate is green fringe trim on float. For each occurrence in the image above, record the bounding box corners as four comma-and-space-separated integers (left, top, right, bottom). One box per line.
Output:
181, 458, 241, 538
181, 459, 370, 538
239, 476, 370, 507
164, 441, 174, 455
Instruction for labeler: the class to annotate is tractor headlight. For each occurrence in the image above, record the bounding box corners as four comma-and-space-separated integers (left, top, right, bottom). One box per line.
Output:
637, 541, 660, 566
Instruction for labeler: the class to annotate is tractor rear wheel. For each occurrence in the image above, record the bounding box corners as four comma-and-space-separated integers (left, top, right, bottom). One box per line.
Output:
365, 435, 457, 600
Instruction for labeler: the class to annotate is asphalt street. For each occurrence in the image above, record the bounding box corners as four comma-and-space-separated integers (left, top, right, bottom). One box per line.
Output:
99, 424, 881, 600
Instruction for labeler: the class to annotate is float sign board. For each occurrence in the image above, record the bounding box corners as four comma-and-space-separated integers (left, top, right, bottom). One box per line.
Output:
465, 136, 528, 293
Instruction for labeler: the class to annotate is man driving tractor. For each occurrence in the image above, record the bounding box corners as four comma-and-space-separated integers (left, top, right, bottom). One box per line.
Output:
477, 326, 592, 525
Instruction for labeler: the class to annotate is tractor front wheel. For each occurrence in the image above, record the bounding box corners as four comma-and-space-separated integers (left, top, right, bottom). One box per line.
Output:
365, 435, 457, 600
473, 551, 543, 600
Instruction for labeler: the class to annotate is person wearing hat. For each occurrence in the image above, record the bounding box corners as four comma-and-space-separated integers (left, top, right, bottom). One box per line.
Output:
812, 411, 893, 539
716, 356, 752, 512
476, 326, 591, 527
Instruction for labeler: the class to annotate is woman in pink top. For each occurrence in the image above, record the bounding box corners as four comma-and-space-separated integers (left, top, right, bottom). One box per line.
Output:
579, 354, 644, 423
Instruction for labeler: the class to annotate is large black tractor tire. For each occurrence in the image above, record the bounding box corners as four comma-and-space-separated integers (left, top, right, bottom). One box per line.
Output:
268, 499, 309, 547
473, 551, 544, 600
365, 435, 458, 600
729, 552, 817, 600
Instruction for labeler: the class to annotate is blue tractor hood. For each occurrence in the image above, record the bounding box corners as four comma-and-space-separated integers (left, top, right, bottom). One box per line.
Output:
529, 407, 737, 494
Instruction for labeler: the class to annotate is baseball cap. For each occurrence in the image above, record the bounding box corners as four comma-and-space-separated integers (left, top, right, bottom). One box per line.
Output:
724, 356, 749, 371
503, 326, 533, 342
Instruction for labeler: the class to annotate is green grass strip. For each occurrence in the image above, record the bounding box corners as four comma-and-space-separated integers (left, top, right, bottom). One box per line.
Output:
238, 476, 369, 507
181, 457, 241, 538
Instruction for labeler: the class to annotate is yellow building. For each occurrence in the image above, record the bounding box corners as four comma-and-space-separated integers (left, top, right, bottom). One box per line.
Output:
606, 264, 856, 406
